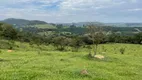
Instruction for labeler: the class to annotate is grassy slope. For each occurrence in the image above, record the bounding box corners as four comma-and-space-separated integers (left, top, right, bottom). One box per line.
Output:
34, 24, 56, 29
0, 43, 142, 80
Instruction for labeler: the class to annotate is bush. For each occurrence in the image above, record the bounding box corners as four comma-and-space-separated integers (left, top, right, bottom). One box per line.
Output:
52, 36, 70, 51
8, 40, 15, 50
119, 48, 125, 54
69, 37, 84, 52
0, 40, 11, 49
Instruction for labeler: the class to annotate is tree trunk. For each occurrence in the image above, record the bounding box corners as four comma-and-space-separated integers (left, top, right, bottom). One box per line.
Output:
94, 44, 98, 56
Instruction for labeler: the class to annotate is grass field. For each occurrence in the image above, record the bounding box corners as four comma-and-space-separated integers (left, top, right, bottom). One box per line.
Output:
34, 24, 56, 29
0, 43, 142, 80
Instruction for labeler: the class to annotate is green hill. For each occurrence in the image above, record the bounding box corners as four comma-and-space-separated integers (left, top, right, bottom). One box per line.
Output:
1, 18, 48, 27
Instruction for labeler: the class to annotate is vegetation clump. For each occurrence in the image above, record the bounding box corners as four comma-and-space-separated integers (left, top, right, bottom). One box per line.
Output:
120, 48, 125, 54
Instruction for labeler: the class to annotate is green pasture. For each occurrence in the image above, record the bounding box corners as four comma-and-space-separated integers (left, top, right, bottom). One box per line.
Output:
0, 43, 142, 80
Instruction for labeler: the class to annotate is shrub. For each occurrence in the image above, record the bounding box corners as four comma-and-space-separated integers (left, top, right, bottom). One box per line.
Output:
52, 36, 70, 51
87, 52, 93, 59
102, 46, 107, 52
8, 40, 15, 50
69, 37, 84, 52
119, 48, 125, 54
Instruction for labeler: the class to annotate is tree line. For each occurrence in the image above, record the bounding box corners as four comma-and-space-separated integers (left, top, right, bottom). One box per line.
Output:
0, 22, 142, 51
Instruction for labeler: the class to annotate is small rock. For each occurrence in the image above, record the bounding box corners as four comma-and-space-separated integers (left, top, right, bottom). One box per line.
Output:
94, 55, 104, 59
7, 50, 13, 52
80, 69, 88, 75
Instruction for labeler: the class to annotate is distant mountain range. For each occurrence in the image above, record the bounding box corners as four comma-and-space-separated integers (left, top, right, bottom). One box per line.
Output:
0, 18, 47, 27
60, 22, 142, 27
59, 22, 105, 27
1, 18, 142, 27
105, 23, 142, 27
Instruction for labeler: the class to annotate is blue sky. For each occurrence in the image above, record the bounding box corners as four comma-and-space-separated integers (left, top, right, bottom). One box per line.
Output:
0, 0, 142, 23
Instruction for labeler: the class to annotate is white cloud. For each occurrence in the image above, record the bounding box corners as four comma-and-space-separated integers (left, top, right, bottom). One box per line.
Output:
0, 0, 141, 22
130, 0, 137, 3
60, 0, 125, 10
128, 8, 142, 11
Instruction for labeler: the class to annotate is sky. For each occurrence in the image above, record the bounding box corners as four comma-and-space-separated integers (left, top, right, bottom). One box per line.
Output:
0, 0, 142, 23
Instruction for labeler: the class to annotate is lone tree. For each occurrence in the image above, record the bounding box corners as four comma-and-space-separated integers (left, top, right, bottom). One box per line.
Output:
87, 25, 104, 56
